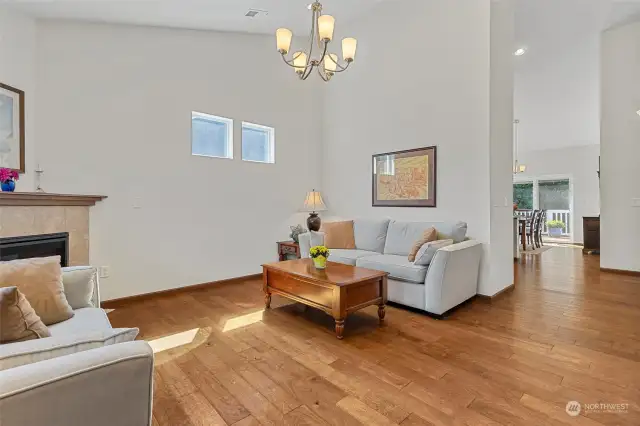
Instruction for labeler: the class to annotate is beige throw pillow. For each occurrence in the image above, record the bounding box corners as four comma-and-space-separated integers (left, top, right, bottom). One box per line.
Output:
0, 286, 51, 343
407, 227, 437, 262
323, 221, 357, 249
0, 256, 74, 326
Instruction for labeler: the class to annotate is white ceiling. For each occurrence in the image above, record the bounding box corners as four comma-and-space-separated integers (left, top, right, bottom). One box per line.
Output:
2, 0, 385, 35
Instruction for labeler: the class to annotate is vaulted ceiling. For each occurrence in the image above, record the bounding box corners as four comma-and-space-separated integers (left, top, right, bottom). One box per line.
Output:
2, 0, 386, 35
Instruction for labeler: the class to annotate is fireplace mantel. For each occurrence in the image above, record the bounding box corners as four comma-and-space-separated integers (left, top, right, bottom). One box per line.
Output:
0, 192, 107, 207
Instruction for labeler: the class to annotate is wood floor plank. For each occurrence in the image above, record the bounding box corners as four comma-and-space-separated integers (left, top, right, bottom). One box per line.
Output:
106, 247, 640, 426
176, 353, 251, 425
283, 405, 330, 426
337, 396, 399, 426
214, 368, 284, 426
177, 391, 228, 426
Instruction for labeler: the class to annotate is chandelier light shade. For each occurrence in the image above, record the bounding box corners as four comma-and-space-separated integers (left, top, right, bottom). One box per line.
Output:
276, 1, 357, 81
513, 119, 527, 174
342, 38, 357, 61
325, 54, 338, 73
317, 15, 335, 41
276, 28, 293, 53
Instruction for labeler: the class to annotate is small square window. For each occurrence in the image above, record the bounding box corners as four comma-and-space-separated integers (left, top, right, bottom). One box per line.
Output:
242, 122, 275, 164
191, 112, 233, 159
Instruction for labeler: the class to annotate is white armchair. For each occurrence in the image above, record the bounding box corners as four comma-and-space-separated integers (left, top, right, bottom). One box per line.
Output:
0, 265, 154, 426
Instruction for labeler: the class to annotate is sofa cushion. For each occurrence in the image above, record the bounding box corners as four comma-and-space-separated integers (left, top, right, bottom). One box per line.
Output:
48, 308, 112, 337
384, 221, 468, 256
62, 266, 97, 309
407, 227, 437, 262
0, 327, 138, 371
0, 256, 75, 326
356, 254, 428, 283
323, 221, 356, 249
414, 239, 454, 266
328, 249, 378, 266
353, 218, 390, 253
0, 287, 51, 343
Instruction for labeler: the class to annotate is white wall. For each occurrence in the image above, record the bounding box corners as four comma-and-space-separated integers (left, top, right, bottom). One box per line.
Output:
323, 0, 514, 295
516, 144, 600, 243
514, 32, 600, 152
600, 20, 640, 273
489, 0, 516, 295
0, 8, 37, 189
35, 21, 323, 300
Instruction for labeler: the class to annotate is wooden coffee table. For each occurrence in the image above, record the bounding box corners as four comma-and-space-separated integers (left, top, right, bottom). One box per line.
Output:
262, 258, 388, 339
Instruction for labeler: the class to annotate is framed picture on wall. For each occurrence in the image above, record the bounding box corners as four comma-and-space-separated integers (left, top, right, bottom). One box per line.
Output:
0, 82, 25, 173
372, 146, 437, 207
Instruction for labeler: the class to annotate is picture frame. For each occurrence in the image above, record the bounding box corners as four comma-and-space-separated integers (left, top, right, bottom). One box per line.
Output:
0, 82, 25, 173
372, 146, 437, 207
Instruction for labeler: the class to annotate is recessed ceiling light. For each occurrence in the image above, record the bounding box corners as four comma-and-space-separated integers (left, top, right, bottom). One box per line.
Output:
514, 48, 526, 56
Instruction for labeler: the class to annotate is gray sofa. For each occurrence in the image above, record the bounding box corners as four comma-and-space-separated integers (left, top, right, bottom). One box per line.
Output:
299, 219, 483, 316
0, 266, 154, 426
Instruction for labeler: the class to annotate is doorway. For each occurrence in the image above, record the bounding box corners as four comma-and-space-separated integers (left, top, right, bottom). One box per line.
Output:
513, 176, 573, 242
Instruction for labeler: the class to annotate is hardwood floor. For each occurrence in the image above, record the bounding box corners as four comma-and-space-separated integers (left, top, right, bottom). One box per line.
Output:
107, 247, 640, 426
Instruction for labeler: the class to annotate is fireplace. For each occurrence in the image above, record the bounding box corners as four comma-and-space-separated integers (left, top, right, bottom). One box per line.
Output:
0, 233, 69, 267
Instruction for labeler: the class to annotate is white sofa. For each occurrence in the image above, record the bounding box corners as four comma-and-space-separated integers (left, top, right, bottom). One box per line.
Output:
299, 219, 483, 316
0, 266, 154, 426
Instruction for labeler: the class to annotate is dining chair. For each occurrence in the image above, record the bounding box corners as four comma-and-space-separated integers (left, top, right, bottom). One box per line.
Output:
535, 210, 547, 248
526, 210, 540, 248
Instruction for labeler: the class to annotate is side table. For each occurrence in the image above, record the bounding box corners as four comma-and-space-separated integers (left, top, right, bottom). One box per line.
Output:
277, 241, 300, 261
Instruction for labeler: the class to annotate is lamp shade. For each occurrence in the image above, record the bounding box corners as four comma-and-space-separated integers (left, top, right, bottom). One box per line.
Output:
324, 54, 338, 73
276, 28, 293, 53
293, 51, 308, 73
302, 190, 327, 212
318, 15, 335, 41
342, 37, 357, 61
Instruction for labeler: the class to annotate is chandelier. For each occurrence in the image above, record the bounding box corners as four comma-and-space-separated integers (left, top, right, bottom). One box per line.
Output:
275, 1, 357, 81
513, 119, 526, 174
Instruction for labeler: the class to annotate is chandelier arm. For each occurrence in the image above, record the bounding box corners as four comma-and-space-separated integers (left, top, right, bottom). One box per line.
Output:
306, 6, 317, 69
281, 52, 315, 73
318, 39, 329, 66
329, 61, 351, 74
301, 63, 315, 80
325, 53, 350, 72
317, 66, 330, 82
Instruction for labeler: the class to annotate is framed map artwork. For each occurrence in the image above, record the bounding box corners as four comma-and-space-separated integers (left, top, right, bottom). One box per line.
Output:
0, 82, 25, 173
372, 146, 437, 207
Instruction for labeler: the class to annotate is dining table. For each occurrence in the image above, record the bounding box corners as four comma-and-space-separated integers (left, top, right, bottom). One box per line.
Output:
517, 216, 529, 252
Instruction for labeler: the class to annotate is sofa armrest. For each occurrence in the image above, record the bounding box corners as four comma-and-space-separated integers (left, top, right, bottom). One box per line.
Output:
62, 266, 100, 308
0, 341, 154, 426
424, 240, 483, 315
298, 231, 325, 258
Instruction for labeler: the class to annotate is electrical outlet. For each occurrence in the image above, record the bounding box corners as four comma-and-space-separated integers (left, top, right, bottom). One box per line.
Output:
98, 266, 110, 278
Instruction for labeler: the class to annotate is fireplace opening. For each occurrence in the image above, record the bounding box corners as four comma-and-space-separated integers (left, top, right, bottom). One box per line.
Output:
0, 233, 69, 267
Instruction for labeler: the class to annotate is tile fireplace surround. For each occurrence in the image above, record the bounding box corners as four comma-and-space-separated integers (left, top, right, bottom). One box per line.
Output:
0, 193, 106, 266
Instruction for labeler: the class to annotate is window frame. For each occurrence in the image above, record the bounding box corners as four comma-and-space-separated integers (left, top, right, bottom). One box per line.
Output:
241, 121, 275, 164
191, 111, 234, 160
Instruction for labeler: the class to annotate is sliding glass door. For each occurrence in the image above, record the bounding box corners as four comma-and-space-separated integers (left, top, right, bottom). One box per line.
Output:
513, 177, 573, 239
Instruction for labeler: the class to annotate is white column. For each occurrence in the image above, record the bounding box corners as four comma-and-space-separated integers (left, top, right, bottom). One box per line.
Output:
600, 20, 640, 272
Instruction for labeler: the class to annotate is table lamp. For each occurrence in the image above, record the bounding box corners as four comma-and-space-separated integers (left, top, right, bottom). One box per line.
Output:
302, 189, 327, 232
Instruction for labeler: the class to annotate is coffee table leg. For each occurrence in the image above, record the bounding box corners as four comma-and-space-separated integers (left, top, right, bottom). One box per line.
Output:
378, 304, 386, 323
264, 292, 271, 309
335, 319, 345, 340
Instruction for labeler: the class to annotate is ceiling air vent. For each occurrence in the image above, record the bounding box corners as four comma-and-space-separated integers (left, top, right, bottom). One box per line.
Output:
245, 9, 268, 18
